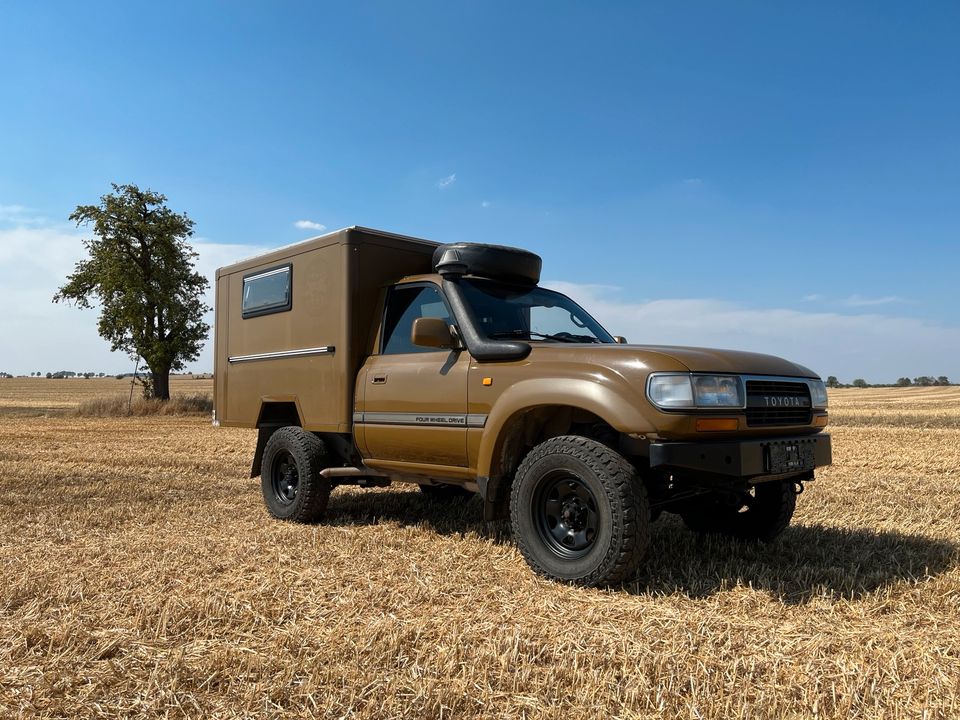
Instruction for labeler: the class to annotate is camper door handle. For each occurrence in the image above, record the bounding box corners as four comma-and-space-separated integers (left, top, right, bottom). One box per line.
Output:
372, 374, 387, 384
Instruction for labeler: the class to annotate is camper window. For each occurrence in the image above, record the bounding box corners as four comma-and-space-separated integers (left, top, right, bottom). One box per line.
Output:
242, 264, 292, 318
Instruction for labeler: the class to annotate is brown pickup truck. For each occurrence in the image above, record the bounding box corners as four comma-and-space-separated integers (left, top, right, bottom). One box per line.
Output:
214, 227, 831, 586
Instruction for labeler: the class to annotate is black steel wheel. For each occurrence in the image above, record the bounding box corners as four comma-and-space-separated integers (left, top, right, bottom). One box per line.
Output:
532, 471, 600, 558
260, 426, 331, 522
270, 450, 301, 505
680, 479, 796, 541
510, 436, 651, 586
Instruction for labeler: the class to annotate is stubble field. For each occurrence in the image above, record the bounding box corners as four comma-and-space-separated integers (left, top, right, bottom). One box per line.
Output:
1, 378, 958, 718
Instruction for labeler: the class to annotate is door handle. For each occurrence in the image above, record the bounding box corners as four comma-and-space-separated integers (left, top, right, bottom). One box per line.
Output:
372, 374, 387, 385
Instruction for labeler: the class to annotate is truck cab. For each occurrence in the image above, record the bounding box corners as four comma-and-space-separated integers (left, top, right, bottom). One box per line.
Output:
214, 227, 831, 586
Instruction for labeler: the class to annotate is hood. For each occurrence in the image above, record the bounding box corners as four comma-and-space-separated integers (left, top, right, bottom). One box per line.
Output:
529, 343, 818, 378
631, 345, 818, 378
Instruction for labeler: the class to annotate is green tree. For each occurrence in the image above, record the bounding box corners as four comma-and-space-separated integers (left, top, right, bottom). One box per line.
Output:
913, 376, 934, 387
53, 184, 209, 400
826, 375, 840, 388
852, 378, 868, 388
936, 376, 950, 386
896, 377, 912, 387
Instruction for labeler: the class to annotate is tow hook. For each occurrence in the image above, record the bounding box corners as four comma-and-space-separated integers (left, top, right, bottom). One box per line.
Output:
793, 481, 805, 495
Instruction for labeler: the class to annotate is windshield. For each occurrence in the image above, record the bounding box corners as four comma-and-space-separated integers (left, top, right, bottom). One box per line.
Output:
458, 278, 614, 344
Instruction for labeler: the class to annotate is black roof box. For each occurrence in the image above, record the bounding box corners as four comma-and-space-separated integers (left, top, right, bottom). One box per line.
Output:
432, 242, 542, 285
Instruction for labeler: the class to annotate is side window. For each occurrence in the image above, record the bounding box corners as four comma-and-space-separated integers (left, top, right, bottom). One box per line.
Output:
381, 285, 452, 355
242, 264, 292, 318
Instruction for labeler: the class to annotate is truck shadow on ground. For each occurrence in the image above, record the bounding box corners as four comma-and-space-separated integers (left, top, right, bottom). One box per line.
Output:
326, 487, 958, 604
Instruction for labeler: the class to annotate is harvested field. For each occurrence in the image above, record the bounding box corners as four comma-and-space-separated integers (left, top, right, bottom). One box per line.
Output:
1, 380, 958, 718
0, 376, 213, 417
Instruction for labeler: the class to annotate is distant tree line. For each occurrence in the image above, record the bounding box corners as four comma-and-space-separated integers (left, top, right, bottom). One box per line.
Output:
825, 375, 952, 389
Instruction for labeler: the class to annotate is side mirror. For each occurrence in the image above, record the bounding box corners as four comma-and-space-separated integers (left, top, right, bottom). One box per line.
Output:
411, 317, 456, 349
614, 335, 628, 344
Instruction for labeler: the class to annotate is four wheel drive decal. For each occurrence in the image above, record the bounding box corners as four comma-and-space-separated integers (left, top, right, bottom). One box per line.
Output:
353, 412, 487, 428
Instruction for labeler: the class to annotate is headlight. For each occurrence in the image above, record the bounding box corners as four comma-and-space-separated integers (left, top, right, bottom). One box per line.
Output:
647, 374, 694, 408
647, 373, 744, 409
692, 374, 743, 407
809, 379, 828, 409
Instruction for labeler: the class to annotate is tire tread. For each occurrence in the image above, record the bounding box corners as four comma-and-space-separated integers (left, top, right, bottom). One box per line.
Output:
510, 435, 650, 586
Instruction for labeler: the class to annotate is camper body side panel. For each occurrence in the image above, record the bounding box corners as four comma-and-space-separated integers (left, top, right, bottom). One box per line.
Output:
219, 236, 348, 430
214, 228, 438, 432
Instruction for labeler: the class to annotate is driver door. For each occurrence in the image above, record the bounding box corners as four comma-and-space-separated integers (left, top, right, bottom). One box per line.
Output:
358, 283, 469, 467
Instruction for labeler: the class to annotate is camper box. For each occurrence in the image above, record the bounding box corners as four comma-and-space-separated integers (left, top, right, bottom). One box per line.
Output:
214, 227, 439, 431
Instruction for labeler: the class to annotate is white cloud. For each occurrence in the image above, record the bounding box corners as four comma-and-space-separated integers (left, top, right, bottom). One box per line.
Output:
481, 200, 491, 208
293, 220, 326, 231
842, 294, 904, 307
681, 177, 703, 186
544, 281, 960, 383
0, 224, 265, 375
801, 294, 822, 302
436, 173, 457, 189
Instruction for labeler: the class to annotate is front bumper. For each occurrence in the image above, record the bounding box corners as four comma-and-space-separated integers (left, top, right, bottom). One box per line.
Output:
649, 433, 832, 480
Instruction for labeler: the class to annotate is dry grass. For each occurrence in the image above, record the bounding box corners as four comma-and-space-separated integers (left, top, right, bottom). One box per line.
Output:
75, 393, 213, 417
0, 376, 213, 417
1, 379, 959, 719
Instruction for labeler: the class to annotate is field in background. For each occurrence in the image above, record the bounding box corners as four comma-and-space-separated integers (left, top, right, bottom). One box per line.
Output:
0, 376, 213, 416
1, 380, 958, 718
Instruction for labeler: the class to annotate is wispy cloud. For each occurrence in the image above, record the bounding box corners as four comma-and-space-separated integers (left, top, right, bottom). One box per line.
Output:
0, 203, 48, 226
481, 200, 491, 208
801, 294, 823, 302
436, 173, 457, 189
294, 220, 326, 231
842, 294, 904, 307
544, 281, 960, 382
681, 177, 703, 187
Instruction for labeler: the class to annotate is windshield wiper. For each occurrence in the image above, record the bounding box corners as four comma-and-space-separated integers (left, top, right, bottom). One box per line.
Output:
489, 330, 599, 344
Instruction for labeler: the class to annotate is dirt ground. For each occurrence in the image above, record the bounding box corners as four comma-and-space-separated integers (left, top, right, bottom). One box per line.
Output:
1, 379, 958, 718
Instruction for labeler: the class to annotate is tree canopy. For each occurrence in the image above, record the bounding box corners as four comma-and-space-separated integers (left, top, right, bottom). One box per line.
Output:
53, 184, 209, 400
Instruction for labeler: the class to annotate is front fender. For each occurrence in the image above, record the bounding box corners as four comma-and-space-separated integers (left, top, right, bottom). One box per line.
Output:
476, 375, 655, 479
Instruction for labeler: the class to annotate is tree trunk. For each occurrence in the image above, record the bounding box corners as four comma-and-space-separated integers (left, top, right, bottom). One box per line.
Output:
151, 367, 171, 400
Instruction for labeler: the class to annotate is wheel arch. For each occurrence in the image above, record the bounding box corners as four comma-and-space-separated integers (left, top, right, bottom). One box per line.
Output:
250, 400, 303, 478
476, 377, 656, 509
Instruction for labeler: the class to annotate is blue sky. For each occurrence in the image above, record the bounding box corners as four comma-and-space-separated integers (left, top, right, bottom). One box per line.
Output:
1, 2, 958, 381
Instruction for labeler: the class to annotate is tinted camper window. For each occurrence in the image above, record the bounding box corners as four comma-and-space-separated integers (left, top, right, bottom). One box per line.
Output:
242, 264, 292, 318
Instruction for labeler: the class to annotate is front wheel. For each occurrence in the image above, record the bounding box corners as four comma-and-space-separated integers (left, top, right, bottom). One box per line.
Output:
260, 427, 332, 522
510, 436, 651, 586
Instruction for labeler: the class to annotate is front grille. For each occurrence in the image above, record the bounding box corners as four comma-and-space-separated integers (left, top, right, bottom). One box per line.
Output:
745, 380, 812, 427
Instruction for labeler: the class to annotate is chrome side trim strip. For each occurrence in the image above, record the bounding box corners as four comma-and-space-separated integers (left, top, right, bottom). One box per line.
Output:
228, 346, 335, 363
353, 412, 488, 428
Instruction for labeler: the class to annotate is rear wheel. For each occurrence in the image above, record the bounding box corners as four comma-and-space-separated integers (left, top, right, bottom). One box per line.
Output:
261, 427, 332, 522
680, 480, 796, 541
510, 436, 650, 586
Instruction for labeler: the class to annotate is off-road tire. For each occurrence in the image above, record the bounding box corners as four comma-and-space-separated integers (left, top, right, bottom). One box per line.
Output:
510, 436, 651, 586
680, 480, 796, 541
419, 483, 474, 500
260, 426, 332, 522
